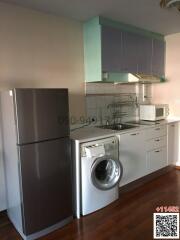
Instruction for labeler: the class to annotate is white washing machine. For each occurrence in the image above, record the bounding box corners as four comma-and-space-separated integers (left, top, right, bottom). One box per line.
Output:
80, 136, 123, 216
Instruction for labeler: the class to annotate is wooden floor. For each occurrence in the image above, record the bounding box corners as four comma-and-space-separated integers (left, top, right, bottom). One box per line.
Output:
0, 169, 180, 240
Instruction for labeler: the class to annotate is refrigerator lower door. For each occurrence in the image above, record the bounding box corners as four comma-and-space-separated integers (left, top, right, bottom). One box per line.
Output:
18, 138, 72, 235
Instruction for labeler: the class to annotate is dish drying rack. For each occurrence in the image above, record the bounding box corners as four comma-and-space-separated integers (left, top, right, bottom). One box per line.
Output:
86, 93, 138, 105
108, 94, 138, 107
106, 93, 138, 121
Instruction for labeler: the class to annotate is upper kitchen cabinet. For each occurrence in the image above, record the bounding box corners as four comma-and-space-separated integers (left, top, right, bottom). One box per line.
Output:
122, 31, 153, 75
137, 35, 153, 75
152, 39, 166, 77
84, 16, 165, 83
101, 25, 123, 73
84, 17, 102, 83
103, 29, 153, 75
122, 31, 139, 74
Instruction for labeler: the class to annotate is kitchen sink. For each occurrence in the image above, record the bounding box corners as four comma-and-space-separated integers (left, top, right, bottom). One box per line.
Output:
98, 123, 138, 131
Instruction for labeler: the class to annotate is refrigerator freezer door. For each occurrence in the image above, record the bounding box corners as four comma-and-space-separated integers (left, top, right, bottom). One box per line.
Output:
13, 89, 69, 145
18, 138, 72, 235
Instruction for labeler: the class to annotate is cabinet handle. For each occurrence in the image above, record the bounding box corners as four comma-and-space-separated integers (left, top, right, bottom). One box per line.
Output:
130, 133, 139, 136
171, 124, 175, 127
155, 150, 161, 153
155, 139, 160, 142
155, 128, 161, 131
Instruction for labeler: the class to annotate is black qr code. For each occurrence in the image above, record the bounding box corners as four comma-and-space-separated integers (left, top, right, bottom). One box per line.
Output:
154, 213, 179, 239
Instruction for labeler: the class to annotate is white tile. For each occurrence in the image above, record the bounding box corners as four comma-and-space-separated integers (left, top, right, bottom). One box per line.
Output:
86, 108, 97, 121
96, 96, 105, 108
86, 96, 97, 109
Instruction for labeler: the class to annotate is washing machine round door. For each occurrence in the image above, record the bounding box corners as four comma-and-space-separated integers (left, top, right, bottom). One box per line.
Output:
91, 156, 123, 190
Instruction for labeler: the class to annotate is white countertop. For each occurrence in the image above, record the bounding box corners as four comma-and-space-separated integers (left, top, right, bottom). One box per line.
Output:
70, 127, 116, 143
166, 117, 180, 123
70, 118, 180, 143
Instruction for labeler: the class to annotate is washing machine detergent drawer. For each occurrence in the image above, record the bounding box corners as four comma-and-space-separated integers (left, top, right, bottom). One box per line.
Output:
85, 145, 105, 158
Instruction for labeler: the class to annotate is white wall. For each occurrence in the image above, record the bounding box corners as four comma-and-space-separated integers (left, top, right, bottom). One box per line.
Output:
0, 2, 86, 211
152, 33, 180, 117
0, 2, 85, 120
153, 33, 180, 166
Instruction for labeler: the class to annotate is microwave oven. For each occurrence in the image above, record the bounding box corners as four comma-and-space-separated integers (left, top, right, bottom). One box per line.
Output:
139, 104, 169, 121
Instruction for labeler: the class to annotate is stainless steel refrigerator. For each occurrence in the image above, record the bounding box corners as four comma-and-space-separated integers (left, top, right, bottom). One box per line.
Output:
1, 89, 73, 240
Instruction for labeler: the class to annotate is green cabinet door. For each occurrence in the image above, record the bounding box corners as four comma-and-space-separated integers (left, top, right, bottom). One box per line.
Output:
83, 17, 102, 82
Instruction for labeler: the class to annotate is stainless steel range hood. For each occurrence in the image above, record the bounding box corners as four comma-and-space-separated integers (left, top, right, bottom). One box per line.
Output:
102, 72, 165, 84
133, 74, 165, 84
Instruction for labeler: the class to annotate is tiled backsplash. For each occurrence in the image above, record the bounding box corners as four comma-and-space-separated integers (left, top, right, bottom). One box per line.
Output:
85, 83, 152, 125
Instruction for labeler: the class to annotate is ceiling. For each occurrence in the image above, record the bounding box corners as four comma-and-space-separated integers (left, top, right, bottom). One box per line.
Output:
1, 0, 180, 35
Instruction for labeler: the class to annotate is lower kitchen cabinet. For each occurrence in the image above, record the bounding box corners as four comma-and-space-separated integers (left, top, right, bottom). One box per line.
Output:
147, 147, 167, 174
119, 130, 147, 187
119, 124, 170, 187
168, 122, 179, 165
146, 124, 168, 174
0, 157, 6, 212
0, 124, 6, 211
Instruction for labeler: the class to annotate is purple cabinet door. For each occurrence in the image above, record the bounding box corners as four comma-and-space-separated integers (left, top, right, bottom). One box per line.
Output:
152, 39, 165, 77
122, 31, 139, 73
101, 26, 123, 72
137, 36, 152, 75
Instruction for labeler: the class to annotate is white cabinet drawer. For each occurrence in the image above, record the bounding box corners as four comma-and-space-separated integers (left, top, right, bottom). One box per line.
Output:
147, 147, 167, 174
146, 136, 167, 151
146, 125, 167, 140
